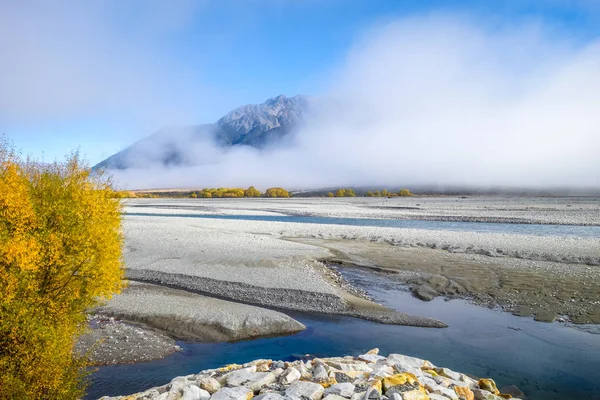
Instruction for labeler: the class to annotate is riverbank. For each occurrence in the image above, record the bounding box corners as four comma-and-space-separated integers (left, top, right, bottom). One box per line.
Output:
98, 349, 525, 400
81, 197, 600, 384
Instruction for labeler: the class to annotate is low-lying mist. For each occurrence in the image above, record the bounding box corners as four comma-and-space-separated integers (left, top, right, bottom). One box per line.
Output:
110, 14, 600, 191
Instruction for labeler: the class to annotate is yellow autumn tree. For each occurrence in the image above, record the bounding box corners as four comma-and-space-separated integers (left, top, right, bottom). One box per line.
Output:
244, 186, 261, 197
336, 188, 356, 197
398, 188, 414, 197
0, 140, 124, 399
265, 187, 290, 198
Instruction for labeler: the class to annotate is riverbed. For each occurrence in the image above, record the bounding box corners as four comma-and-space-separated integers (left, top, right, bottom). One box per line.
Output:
87, 267, 600, 400
86, 197, 600, 400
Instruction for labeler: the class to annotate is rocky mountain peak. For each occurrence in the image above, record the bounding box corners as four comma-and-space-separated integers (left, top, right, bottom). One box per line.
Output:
94, 94, 312, 170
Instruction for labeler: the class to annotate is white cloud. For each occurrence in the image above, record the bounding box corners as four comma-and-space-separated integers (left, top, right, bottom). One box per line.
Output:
111, 14, 600, 190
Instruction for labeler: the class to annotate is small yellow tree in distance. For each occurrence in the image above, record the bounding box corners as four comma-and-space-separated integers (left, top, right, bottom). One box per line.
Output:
0, 140, 124, 399
244, 186, 261, 197
398, 188, 414, 196
265, 187, 290, 197
327, 192, 334, 197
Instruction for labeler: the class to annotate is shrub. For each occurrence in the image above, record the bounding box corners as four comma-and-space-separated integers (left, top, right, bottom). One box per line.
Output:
265, 187, 290, 198
0, 140, 124, 399
244, 186, 261, 197
398, 189, 414, 197
327, 192, 334, 197
335, 188, 356, 197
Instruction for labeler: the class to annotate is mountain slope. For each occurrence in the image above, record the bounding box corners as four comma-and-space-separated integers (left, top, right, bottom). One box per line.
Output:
94, 95, 310, 170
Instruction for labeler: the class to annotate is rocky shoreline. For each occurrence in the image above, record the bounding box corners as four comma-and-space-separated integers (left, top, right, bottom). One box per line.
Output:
99, 349, 525, 400
76, 315, 181, 365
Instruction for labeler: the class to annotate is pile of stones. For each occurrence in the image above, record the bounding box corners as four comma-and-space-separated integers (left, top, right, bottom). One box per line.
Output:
99, 349, 525, 400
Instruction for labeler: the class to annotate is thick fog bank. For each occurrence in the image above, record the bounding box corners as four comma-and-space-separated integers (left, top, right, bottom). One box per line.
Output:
110, 15, 600, 191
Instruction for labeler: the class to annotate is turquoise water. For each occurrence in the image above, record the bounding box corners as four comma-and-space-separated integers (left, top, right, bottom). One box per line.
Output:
87, 268, 600, 400
125, 212, 600, 238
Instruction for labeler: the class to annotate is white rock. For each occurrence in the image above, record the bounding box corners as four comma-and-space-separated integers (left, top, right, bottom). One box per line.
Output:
388, 394, 403, 400
350, 392, 366, 400
169, 377, 189, 393
212, 387, 254, 400
437, 368, 461, 381
386, 354, 425, 369
181, 385, 210, 400
220, 366, 257, 385
369, 364, 394, 379
226, 370, 275, 389
365, 385, 381, 400
285, 381, 325, 400
247, 372, 278, 392
323, 395, 349, 400
254, 394, 287, 400
460, 374, 478, 389
139, 389, 161, 399
391, 365, 426, 379
313, 365, 329, 381
298, 362, 312, 380
324, 383, 355, 398
424, 381, 458, 400
198, 377, 221, 394
281, 367, 302, 385
473, 389, 504, 400
428, 395, 449, 400
358, 354, 386, 363
433, 375, 466, 389
330, 363, 373, 374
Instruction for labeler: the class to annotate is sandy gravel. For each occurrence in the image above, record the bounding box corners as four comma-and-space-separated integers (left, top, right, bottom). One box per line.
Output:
76, 315, 180, 365
124, 214, 599, 265
125, 196, 600, 225
95, 281, 307, 342
91, 196, 599, 363
123, 217, 335, 293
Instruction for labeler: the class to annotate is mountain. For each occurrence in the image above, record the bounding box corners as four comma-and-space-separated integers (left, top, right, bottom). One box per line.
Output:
94, 95, 310, 170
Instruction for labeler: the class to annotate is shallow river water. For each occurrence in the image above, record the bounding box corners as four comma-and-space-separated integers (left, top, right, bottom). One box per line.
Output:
87, 268, 600, 400
125, 212, 600, 238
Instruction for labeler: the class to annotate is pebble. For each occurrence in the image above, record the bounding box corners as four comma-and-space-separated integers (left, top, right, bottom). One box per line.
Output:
98, 353, 525, 400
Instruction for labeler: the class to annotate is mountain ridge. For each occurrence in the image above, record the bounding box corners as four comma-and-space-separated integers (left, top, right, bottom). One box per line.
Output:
94, 94, 310, 170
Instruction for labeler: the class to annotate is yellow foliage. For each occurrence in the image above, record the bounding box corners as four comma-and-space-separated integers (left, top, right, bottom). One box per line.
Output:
0, 140, 124, 399
244, 186, 261, 197
327, 192, 334, 197
398, 188, 414, 197
335, 188, 356, 197
197, 188, 247, 198
265, 187, 290, 198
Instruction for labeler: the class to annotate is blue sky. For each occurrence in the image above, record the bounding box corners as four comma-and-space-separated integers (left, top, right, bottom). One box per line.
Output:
1, 0, 599, 165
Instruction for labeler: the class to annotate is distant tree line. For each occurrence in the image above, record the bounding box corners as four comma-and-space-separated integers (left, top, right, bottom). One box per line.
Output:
330, 188, 414, 197
365, 188, 414, 197
190, 187, 290, 198
115, 186, 291, 199
335, 188, 356, 197
116, 187, 414, 198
